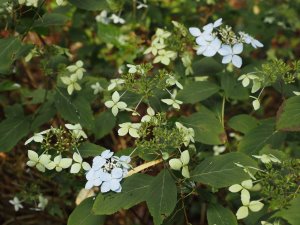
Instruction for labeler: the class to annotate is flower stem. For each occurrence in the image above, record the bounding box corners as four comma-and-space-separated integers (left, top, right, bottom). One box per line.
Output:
125, 159, 163, 177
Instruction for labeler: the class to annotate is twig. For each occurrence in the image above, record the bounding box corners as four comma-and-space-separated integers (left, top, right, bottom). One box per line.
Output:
125, 159, 163, 177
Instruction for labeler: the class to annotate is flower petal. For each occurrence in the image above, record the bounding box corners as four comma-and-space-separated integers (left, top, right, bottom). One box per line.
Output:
236, 206, 249, 220
189, 27, 201, 37
169, 158, 183, 170
232, 55, 242, 68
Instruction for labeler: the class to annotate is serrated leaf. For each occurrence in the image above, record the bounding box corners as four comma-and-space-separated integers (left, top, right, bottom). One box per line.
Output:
78, 142, 106, 158
276, 96, 300, 131
55, 89, 94, 129
228, 114, 260, 134
191, 152, 257, 188
207, 203, 238, 225
93, 174, 153, 215
238, 119, 286, 155
69, 0, 108, 11
0, 115, 31, 152
177, 81, 219, 104
68, 198, 105, 225
93, 111, 116, 140
179, 106, 226, 145
146, 169, 177, 225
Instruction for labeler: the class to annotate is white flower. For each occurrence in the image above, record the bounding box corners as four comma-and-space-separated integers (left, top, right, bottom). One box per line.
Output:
238, 74, 259, 87
46, 155, 72, 172
65, 123, 87, 139
25, 129, 50, 145
169, 150, 190, 178
91, 82, 103, 95
110, 14, 125, 24
153, 28, 171, 44
96, 10, 110, 24
137, 0, 148, 9
196, 37, 222, 57
166, 75, 183, 89
104, 91, 127, 116
116, 155, 131, 169
252, 99, 260, 111
101, 168, 124, 193
141, 107, 156, 123
70, 152, 91, 174
37, 195, 48, 210
202, 18, 223, 33
25, 0, 38, 7
127, 64, 137, 73
189, 27, 214, 42
9, 197, 23, 211
144, 42, 165, 56
218, 43, 243, 68
162, 92, 183, 109
229, 180, 253, 194
61, 74, 81, 95
252, 154, 281, 164
27, 150, 51, 172
107, 79, 125, 91
118, 122, 141, 138
66, 60, 86, 80
56, 0, 67, 6
153, 49, 177, 65
239, 32, 263, 49
213, 145, 226, 155
175, 122, 195, 146
236, 189, 264, 219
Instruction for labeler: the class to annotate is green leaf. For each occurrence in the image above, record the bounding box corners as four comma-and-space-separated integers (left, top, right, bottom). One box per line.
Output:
221, 73, 249, 100
31, 101, 56, 130
69, 0, 108, 11
97, 23, 121, 46
93, 111, 116, 140
78, 142, 106, 158
177, 81, 220, 104
0, 37, 22, 74
55, 89, 94, 129
192, 58, 223, 75
93, 174, 153, 215
238, 119, 286, 155
0, 115, 31, 152
68, 198, 105, 225
33, 13, 69, 27
274, 195, 300, 225
0, 80, 21, 92
179, 106, 226, 145
207, 203, 238, 225
276, 96, 300, 131
191, 152, 257, 188
146, 169, 177, 225
228, 114, 260, 134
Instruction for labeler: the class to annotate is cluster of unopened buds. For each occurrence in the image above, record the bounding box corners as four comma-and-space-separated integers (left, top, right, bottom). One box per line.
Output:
189, 18, 263, 68
85, 150, 131, 193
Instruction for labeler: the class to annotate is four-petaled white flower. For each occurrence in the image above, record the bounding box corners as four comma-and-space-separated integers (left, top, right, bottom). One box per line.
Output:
66, 60, 86, 80
169, 150, 190, 178
9, 197, 23, 212
213, 145, 226, 155
153, 28, 171, 44
175, 122, 195, 146
37, 195, 48, 210
100, 167, 124, 193
46, 155, 72, 172
202, 18, 223, 33
65, 123, 87, 139
162, 91, 183, 109
218, 43, 243, 68
27, 150, 51, 172
91, 82, 103, 95
166, 75, 183, 89
236, 189, 264, 220
127, 64, 137, 73
137, 0, 148, 9
110, 14, 125, 24
238, 73, 261, 93
141, 107, 156, 123
196, 37, 222, 57
153, 50, 177, 65
118, 122, 141, 138
104, 91, 127, 116
144, 42, 166, 56
240, 32, 264, 49
25, 129, 50, 145
229, 180, 254, 195
95, 10, 110, 24
70, 152, 91, 174
252, 154, 281, 164
61, 74, 81, 95
107, 79, 125, 91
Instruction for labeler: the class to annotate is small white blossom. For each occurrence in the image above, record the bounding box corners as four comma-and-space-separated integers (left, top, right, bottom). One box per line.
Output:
56, 0, 67, 6
252, 99, 260, 111
153, 49, 177, 65
229, 180, 254, 195
37, 195, 48, 210
141, 107, 156, 123
25, 129, 50, 145
169, 150, 190, 178
218, 43, 243, 68
137, 0, 148, 9
70, 152, 91, 174
104, 91, 127, 116
65, 123, 87, 139
118, 122, 141, 138
144, 42, 166, 56
213, 145, 226, 155
162, 91, 183, 109
153, 28, 171, 44
166, 75, 183, 89
61, 74, 81, 95
127, 64, 137, 73
27, 150, 51, 172
239, 32, 263, 49
107, 78, 125, 91
110, 14, 125, 24
66, 60, 86, 80
46, 155, 72, 172
175, 122, 195, 146
96, 10, 110, 24
196, 37, 222, 57
252, 154, 281, 164
9, 197, 23, 211
91, 82, 103, 95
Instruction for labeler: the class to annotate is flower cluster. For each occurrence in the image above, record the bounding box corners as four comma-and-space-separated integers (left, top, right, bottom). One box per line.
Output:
229, 180, 263, 219
61, 61, 86, 95
144, 28, 177, 65
189, 18, 263, 68
85, 150, 131, 193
